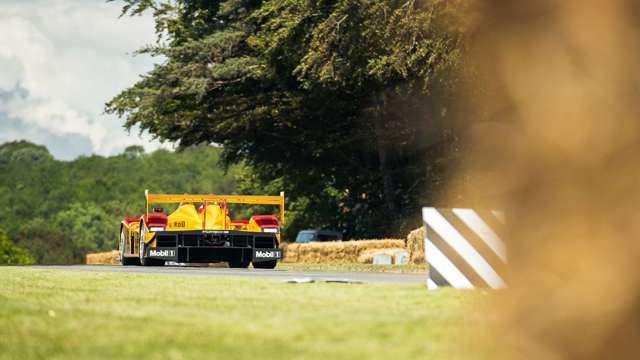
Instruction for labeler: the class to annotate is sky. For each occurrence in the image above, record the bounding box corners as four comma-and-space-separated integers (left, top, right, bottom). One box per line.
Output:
0, 0, 171, 160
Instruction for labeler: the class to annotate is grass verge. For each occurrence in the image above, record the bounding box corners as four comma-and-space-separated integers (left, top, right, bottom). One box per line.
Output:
0, 267, 488, 360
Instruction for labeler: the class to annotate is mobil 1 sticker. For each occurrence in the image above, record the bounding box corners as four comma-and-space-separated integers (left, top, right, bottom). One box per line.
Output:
149, 248, 176, 258
253, 248, 283, 261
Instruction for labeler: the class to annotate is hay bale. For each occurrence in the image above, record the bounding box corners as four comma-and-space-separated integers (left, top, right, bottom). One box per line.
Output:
357, 248, 408, 264
281, 243, 301, 263
406, 227, 425, 264
286, 239, 404, 263
86, 250, 118, 265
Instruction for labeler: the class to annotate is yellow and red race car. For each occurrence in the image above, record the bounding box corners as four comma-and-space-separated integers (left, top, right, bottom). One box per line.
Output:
118, 190, 284, 268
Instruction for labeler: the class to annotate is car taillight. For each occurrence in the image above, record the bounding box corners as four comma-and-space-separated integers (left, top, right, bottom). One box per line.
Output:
262, 228, 279, 233
149, 226, 165, 232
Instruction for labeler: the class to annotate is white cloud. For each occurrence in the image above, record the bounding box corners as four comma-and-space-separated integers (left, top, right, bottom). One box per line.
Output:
0, 0, 172, 159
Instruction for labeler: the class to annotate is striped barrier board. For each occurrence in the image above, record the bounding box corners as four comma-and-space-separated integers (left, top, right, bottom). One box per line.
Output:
422, 207, 506, 289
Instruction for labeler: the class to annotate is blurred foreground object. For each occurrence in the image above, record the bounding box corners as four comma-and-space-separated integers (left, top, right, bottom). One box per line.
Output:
461, 0, 640, 358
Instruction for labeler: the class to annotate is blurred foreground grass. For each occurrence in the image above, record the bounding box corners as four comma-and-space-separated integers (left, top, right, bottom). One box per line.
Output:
0, 268, 491, 360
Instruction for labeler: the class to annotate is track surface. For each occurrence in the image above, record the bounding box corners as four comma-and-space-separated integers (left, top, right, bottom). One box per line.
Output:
25, 265, 426, 284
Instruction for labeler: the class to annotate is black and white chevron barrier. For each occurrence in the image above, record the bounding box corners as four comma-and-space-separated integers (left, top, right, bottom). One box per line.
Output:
422, 207, 507, 289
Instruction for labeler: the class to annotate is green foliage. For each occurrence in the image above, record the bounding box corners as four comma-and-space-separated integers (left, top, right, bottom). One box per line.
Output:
14, 220, 77, 265
0, 141, 242, 264
123, 145, 145, 160
54, 203, 116, 255
0, 228, 34, 265
0, 140, 54, 164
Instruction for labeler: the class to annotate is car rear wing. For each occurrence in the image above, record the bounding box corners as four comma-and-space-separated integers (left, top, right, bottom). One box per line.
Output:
144, 190, 285, 225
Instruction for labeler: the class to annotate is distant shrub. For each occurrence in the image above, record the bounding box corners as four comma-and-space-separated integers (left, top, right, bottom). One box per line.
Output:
0, 229, 34, 265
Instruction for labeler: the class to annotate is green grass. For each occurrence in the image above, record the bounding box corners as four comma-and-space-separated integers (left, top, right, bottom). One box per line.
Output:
0, 268, 489, 360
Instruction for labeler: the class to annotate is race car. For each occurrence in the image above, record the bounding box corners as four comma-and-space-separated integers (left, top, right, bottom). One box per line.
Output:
118, 190, 284, 268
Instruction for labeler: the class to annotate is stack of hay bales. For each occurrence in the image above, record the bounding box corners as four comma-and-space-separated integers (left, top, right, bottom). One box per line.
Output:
405, 227, 425, 264
281, 239, 404, 263
86, 250, 118, 265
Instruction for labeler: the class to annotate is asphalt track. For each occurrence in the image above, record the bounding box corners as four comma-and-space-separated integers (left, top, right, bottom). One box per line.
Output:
24, 265, 426, 285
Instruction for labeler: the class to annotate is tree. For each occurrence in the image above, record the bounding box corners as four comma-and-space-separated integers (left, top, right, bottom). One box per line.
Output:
0, 228, 34, 265
0, 140, 53, 164
54, 203, 116, 254
123, 145, 145, 160
14, 220, 79, 264
106, 0, 469, 238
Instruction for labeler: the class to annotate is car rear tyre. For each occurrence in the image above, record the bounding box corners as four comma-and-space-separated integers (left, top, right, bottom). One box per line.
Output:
252, 260, 277, 269
139, 223, 164, 267
120, 229, 137, 266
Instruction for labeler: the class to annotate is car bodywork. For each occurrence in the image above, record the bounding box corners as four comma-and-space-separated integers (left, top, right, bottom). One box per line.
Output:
119, 190, 284, 268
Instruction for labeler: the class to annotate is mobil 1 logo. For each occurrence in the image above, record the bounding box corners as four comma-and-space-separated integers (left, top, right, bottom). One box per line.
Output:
253, 248, 283, 261
149, 248, 176, 258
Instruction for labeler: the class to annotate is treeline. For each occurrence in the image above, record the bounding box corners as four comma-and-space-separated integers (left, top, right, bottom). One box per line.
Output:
0, 141, 241, 264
